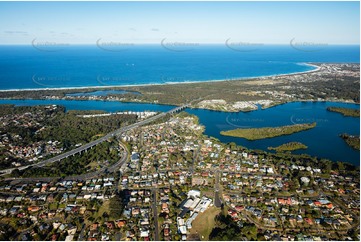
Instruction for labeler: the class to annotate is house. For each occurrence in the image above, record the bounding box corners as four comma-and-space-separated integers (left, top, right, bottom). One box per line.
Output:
187, 190, 201, 199
278, 198, 292, 205
314, 201, 322, 207
162, 203, 169, 213
304, 218, 314, 225
164, 228, 170, 237
140, 231, 149, 238
105, 221, 115, 230
78, 206, 86, 215
90, 223, 99, 231
132, 207, 140, 216
131, 153, 140, 162
228, 210, 238, 219
326, 203, 333, 209
177, 217, 187, 235
65, 235, 74, 241
116, 220, 126, 228
47, 194, 54, 203
51, 234, 58, 241
28, 206, 40, 212
235, 206, 244, 212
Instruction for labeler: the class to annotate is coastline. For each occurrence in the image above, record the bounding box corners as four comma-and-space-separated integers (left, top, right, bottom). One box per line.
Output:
0, 62, 320, 92
0, 62, 358, 114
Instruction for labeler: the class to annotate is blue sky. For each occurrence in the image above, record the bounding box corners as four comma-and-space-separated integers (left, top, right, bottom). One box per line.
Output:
0, 1, 359, 45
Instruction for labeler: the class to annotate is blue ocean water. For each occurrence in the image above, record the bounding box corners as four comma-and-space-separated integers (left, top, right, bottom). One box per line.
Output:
0, 45, 359, 90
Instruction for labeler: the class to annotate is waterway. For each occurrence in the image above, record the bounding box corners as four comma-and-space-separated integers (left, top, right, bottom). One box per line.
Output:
0, 99, 359, 165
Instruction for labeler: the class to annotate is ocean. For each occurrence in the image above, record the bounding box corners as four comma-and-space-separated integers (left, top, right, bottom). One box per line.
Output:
0, 45, 359, 90
0, 44, 359, 165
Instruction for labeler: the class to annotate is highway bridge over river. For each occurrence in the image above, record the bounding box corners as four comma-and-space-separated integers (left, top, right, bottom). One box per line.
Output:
0, 104, 188, 176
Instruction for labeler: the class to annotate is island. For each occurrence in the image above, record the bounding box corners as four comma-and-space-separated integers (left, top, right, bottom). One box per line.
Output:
327, 106, 360, 117
340, 133, 360, 150
220, 122, 316, 140
268, 142, 308, 152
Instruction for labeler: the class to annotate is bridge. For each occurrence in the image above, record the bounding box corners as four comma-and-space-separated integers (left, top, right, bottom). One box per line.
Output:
0, 104, 188, 176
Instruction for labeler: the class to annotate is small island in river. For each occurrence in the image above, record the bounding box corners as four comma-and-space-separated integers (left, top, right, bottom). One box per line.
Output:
268, 142, 308, 152
340, 133, 360, 150
220, 122, 316, 140
327, 106, 360, 117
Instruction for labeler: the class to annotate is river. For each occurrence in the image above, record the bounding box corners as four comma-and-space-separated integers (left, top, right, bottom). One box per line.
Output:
0, 99, 359, 165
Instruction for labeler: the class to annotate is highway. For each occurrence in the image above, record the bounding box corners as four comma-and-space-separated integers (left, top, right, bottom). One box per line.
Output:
0, 104, 188, 176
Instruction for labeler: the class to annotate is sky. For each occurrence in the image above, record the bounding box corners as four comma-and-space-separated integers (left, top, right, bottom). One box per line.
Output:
0, 1, 359, 45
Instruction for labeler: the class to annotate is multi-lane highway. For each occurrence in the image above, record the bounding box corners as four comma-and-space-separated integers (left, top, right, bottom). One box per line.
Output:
0, 104, 188, 176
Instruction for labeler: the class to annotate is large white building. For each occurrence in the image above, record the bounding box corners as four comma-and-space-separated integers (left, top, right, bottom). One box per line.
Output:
187, 190, 201, 199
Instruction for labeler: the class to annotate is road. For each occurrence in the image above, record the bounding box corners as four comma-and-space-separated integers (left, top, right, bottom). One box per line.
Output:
151, 188, 160, 241
64, 143, 129, 181
214, 170, 222, 207
77, 224, 86, 241
4, 142, 130, 184
189, 146, 200, 174
0, 104, 188, 176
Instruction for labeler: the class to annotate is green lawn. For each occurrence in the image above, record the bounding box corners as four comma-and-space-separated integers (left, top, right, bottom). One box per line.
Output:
48, 203, 58, 210
189, 206, 221, 240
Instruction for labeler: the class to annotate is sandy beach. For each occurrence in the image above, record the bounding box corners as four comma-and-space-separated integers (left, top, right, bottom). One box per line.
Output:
0, 62, 321, 93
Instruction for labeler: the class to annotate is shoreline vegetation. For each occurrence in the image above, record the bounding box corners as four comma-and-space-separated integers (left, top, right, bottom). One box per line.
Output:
327, 106, 360, 117
220, 122, 317, 140
340, 133, 360, 150
268, 142, 308, 152
0, 63, 359, 113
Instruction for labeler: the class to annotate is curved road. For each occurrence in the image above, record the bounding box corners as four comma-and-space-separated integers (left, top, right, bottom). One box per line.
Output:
0, 104, 187, 176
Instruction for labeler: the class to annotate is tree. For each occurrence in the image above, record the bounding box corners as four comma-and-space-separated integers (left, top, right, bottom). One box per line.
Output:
10, 168, 21, 177
109, 196, 123, 219
209, 215, 242, 241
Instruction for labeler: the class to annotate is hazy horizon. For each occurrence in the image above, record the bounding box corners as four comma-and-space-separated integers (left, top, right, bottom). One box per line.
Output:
0, 1, 359, 45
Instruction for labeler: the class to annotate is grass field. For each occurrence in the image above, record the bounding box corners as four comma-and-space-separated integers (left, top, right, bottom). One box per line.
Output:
48, 202, 58, 210
189, 206, 221, 241
86, 161, 99, 169
95, 200, 110, 220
